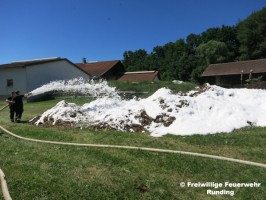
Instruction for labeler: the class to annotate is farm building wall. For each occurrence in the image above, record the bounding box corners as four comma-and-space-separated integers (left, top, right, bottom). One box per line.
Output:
153, 75, 159, 81
205, 73, 266, 88
100, 62, 126, 80
0, 67, 27, 101
26, 60, 91, 101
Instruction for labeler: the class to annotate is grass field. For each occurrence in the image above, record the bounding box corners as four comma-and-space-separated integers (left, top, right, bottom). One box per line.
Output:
1, 82, 266, 199
108, 80, 197, 98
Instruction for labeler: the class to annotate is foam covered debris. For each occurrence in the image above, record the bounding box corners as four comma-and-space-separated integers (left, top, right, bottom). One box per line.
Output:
31, 83, 266, 137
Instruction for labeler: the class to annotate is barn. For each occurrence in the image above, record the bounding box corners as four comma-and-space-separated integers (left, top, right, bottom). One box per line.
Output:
201, 59, 266, 88
75, 58, 126, 80
115, 71, 160, 82
0, 57, 91, 102
75, 58, 160, 82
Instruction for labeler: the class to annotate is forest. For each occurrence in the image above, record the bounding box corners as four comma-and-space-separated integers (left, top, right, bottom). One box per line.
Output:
122, 7, 266, 83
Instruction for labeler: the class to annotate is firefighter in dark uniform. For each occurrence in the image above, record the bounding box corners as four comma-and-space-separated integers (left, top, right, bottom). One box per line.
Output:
5, 91, 16, 122
13, 90, 29, 123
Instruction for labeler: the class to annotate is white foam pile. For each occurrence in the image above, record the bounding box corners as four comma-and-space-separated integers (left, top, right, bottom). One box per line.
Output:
34, 100, 89, 124
33, 83, 266, 137
29, 77, 117, 98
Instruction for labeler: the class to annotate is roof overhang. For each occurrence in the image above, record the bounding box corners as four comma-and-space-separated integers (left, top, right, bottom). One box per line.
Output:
0, 58, 92, 77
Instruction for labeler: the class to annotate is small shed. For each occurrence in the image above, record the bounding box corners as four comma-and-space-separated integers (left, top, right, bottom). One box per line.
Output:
201, 59, 266, 88
115, 71, 160, 82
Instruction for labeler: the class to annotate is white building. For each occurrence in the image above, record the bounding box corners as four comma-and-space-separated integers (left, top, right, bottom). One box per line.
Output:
0, 57, 91, 101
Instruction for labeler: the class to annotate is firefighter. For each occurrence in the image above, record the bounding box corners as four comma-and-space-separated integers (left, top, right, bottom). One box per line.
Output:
5, 91, 16, 122
13, 90, 29, 123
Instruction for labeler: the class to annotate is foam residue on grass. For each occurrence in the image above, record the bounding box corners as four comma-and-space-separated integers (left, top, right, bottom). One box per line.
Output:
33, 83, 266, 137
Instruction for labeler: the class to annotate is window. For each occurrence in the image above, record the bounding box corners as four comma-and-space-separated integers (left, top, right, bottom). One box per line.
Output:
7, 79, 13, 87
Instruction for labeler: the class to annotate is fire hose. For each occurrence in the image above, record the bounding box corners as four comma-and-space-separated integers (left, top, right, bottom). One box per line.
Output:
0, 105, 11, 200
0, 169, 12, 200
0, 104, 9, 112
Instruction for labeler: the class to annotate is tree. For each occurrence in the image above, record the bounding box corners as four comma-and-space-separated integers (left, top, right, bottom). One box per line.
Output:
219, 25, 239, 61
196, 40, 229, 66
201, 27, 220, 43
190, 66, 207, 84
122, 49, 148, 71
176, 53, 197, 81
186, 33, 202, 55
237, 7, 266, 60
153, 46, 165, 58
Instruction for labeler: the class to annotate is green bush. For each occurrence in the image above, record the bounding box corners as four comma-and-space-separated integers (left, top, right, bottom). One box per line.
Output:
245, 76, 263, 85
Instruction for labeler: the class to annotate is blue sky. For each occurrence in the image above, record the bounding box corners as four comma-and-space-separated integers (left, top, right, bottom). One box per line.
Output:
1, 0, 265, 64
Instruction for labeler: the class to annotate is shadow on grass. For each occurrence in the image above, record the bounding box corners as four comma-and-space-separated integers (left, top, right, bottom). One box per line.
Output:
15, 120, 30, 124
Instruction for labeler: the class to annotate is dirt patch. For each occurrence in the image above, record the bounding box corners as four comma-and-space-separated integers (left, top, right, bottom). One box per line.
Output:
171, 83, 212, 97
160, 104, 169, 110
247, 121, 256, 126
87, 110, 153, 132
86, 122, 116, 131
86, 122, 145, 132
167, 108, 172, 112
164, 116, 176, 127
136, 185, 150, 193
154, 113, 176, 127
246, 81, 266, 89
190, 83, 213, 97
29, 115, 41, 124
86, 110, 176, 132
135, 110, 154, 126
158, 98, 170, 110
171, 90, 187, 96
176, 100, 189, 108
29, 115, 78, 129
159, 99, 165, 104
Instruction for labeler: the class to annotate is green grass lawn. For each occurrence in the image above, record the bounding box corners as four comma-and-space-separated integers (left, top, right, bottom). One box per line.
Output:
1, 83, 266, 199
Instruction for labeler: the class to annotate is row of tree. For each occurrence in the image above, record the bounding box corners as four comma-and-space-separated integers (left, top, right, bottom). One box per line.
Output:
122, 7, 266, 83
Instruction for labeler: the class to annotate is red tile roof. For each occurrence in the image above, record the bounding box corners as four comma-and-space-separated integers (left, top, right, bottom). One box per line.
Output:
75, 60, 121, 78
201, 59, 266, 76
116, 71, 160, 81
